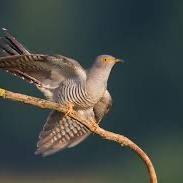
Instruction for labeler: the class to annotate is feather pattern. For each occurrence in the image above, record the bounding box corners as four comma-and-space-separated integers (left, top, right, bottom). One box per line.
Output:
0, 54, 86, 90
53, 78, 97, 109
0, 29, 114, 156
36, 90, 112, 155
35, 110, 90, 156
0, 29, 86, 98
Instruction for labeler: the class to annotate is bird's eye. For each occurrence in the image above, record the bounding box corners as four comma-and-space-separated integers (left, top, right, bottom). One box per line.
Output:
101, 57, 110, 62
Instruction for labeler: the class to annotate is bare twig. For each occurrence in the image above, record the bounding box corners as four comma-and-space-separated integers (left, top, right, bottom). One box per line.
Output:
0, 88, 157, 183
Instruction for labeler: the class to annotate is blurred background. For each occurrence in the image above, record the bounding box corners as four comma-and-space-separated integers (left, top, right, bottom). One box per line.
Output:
0, 0, 182, 182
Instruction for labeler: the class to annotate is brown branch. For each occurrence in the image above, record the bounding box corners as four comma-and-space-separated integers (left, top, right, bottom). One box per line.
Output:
0, 88, 157, 183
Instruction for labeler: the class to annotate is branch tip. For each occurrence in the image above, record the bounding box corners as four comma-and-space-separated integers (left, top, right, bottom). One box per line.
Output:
0, 88, 6, 98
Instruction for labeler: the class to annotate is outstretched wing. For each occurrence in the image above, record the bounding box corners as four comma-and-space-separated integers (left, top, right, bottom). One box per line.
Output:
35, 90, 112, 156
35, 110, 90, 156
0, 54, 86, 88
0, 29, 86, 99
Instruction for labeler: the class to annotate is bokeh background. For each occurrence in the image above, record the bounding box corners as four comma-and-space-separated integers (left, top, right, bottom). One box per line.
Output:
0, 0, 182, 182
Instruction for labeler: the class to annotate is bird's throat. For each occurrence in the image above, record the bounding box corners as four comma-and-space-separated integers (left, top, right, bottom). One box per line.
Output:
86, 66, 111, 102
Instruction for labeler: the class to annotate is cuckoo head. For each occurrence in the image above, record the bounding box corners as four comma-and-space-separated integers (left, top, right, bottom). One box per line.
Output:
95, 55, 125, 69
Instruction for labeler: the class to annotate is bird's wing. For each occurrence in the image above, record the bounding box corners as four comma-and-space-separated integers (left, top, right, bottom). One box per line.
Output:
35, 90, 112, 156
0, 54, 86, 88
35, 110, 90, 156
93, 90, 112, 123
0, 29, 86, 99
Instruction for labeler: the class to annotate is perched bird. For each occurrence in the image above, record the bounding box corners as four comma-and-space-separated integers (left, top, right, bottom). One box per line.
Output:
0, 29, 124, 156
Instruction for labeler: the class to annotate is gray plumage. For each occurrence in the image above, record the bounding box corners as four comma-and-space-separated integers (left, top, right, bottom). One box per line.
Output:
0, 29, 120, 156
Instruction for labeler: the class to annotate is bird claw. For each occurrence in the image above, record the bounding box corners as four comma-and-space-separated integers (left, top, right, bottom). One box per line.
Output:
64, 103, 74, 116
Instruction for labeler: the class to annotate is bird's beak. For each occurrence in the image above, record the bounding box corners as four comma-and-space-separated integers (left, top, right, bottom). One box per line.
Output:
115, 58, 125, 64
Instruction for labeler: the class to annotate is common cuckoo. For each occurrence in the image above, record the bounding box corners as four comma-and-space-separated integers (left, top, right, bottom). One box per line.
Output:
0, 29, 123, 156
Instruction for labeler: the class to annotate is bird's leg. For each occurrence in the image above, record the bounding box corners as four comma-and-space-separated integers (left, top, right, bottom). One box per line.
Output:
64, 102, 74, 116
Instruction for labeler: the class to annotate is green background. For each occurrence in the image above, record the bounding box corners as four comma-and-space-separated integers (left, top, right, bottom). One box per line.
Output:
0, 0, 182, 182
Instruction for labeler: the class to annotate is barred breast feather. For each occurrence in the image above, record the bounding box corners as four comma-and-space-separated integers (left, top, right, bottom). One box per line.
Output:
53, 79, 97, 109
35, 90, 112, 156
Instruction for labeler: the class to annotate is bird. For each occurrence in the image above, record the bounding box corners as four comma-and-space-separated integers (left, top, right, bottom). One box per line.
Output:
0, 28, 124, 156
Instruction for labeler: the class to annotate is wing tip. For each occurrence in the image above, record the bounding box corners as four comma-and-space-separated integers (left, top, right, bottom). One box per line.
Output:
2, 28, 10, 37
34, 149, 47, 157
34, 146, 66, 157
2, 27, 7, 31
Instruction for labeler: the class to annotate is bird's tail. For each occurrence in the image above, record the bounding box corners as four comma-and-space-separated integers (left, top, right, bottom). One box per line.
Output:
0, 29, 40, 88
35, 110, 91, 156
0, 28, 30, 57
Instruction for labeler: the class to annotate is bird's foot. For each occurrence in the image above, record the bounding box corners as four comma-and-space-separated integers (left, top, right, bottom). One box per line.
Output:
64, 103, 74, 116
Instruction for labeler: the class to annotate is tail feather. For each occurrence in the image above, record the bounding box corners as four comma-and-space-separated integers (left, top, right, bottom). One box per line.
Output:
35, 111, 90, 156
0, 38, 18, 55
0, 28, 30, 56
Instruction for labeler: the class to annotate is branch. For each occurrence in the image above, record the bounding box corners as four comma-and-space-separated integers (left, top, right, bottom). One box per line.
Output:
0, 88, 157, 183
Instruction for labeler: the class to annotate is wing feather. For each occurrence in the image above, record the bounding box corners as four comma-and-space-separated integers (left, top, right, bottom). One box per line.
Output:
0, 54, 86, 89
93, 90, 112, 123
0, 29, 86, 99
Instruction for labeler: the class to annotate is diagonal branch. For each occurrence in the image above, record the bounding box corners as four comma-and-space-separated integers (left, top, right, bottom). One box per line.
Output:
0, 88, 157, 183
